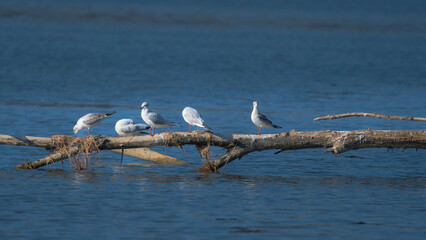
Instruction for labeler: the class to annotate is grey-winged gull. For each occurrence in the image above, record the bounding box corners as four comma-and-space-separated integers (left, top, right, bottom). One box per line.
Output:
251, 101, 281, 135
182, 107, 211, 132
140, 102, 179, 136
73, 111, 116, 136
115, 119, 150, 136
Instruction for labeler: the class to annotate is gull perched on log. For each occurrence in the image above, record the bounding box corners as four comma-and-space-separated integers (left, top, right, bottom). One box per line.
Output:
251, 101, 281, 135
140, 102, 180, 136
73, 111, 116, 136
182, 107, 212, 133
115, 118, 149, 163
115, 119, 150, 136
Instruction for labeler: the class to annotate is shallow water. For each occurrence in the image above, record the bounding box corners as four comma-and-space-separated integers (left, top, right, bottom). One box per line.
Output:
1, 0, 426, 239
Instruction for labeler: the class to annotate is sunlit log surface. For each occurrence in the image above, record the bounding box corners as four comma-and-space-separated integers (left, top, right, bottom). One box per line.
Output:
1, 130, 425, 172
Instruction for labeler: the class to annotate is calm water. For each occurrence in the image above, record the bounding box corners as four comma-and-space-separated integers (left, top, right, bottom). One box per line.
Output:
1, 0, 426, 239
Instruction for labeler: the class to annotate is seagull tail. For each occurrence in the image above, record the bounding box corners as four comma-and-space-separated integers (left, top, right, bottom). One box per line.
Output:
273, 124, 282, 129
105, 111, 116, 116
202, 123, 212, 130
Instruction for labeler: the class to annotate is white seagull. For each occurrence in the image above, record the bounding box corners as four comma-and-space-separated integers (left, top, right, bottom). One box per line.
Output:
115, 119, 149, 163
73, 111, 116, 136
182, 107, 211, 133
115, 119, 150, 136
140, 102, 179, 136
251, 101, 282, 135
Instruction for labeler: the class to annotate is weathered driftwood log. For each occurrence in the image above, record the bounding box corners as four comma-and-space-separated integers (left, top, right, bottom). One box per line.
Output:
0, 133, 232, 150
0, 135, 52, 148
2, 130, 425, 172
197, 130, 426, 172
314, 112, 426, 122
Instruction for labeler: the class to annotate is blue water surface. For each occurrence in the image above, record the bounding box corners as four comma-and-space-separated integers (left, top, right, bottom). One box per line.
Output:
0, 0, 425, 239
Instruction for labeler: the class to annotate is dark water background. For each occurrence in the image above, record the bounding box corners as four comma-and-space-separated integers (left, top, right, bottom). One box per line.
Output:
1, 0, 426, 239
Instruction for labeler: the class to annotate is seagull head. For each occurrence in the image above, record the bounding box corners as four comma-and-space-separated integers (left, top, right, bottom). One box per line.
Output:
73, 125, 80, 136
139, 102, 149, 110
253, 101, 258, 107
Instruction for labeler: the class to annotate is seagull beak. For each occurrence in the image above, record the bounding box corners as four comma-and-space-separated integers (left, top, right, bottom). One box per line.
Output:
139, 107, 143, 109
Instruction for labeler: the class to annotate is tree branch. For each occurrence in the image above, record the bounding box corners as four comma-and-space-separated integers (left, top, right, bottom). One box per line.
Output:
314, 113, 426, 122
197, 147, 249, 173
16, 146, 80, 169
2, 130, 426, 172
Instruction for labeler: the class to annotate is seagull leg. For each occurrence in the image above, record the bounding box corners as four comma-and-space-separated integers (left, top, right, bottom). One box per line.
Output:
120, 149, 124, 164
149, 127, 152, 136
189, 125, 191, 133
153, 127, 156, 135
257, 127, 260, 135
88, 128, 90, 136
195, 125, 197, 132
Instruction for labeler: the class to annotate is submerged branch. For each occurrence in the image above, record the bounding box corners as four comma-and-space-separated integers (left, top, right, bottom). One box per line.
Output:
109, 148, 189, 165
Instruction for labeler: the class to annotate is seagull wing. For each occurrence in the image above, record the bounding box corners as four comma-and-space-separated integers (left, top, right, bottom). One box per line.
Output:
259, 112, 282, 128
149, 112, 179, 126
149, 112, 169, 124
118, 123, 149, 135
82, 113, 107, 126
183, 108, 201, 123
258, 113, 273, 126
